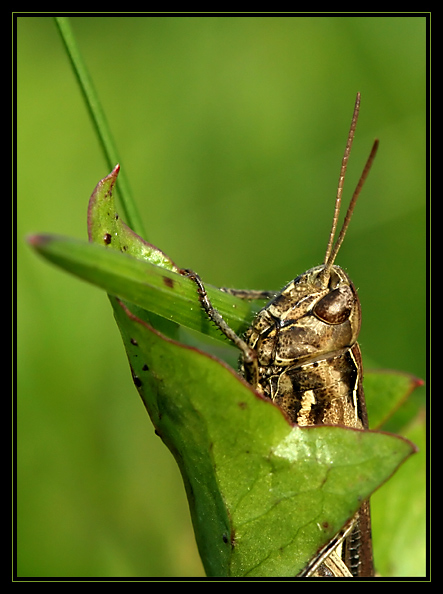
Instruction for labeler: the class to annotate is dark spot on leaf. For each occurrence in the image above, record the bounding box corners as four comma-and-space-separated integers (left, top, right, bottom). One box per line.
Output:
130, 337, 138, 346
131, 370, 142, 387
322, 521, 329, 529
103, 233, 112, 245
238, 401, 248, 409
222, 533, 228, 544
122, 245, 128, 251
163, 276, 174, 289
142, 364, 149, 371
114, 213, 119, 220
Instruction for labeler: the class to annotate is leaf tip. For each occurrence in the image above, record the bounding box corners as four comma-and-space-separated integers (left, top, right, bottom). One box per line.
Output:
88, 165, 121, 241
100, 163, 120, 190
26, 233, 53, 251
414, 376, 425, 388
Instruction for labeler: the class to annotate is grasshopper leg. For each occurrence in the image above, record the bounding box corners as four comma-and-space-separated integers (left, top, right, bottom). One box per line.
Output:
183, 269, 259, 385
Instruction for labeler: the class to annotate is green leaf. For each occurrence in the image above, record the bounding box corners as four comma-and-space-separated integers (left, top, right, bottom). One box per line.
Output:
87, 164, 177, 271
364, 370, 424, 430
27, 166, 420, 576
27, 163, 264, 344
28, 232, 261, 343
371, 415, 426, 577
113, 299, 416, 577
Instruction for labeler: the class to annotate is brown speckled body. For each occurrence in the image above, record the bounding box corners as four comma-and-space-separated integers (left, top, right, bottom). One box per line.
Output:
241, 265, 367, 430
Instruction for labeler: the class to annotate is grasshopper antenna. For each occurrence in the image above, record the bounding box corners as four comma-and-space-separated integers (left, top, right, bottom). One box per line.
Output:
320, 93, 379, 281
323, 92, 361, 267
326, 138, 379, 269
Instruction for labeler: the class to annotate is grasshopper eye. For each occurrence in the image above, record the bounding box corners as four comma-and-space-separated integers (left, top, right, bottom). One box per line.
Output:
313, 285, 354, 324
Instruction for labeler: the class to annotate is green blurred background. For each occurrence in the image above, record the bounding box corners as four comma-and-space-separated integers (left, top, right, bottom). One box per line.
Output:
17, 15, 426, 578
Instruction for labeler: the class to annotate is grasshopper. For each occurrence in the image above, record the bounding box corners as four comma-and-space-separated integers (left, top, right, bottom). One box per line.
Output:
185, 93, 378, 577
